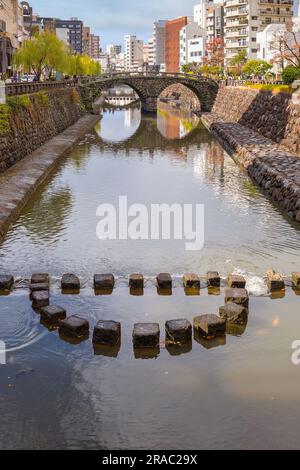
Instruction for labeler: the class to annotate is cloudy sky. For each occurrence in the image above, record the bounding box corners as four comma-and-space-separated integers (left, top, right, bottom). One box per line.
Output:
29, 0, 299, 49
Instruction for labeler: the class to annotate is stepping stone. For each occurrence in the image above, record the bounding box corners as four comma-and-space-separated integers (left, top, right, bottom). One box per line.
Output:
183, 274, 200, 289
157, 273, 172, 289
194, 314, 226, 339
219, 303, 248, 325
225, 288, 249, 309
133, 323, 160, 349
227, 274, 246, 288
266, 270, 285, 292
61, 273, 80, 291
40, 305, 66, 324
29, 283, 49, 300
32, 290, 49, 309
31, 273, 49, 285
59, 315, 89, 338
291, 272, 300, 289
165, 319, 192, 344
0, 275, 14, 291
93, 320, 121, 346
94, 274, 115, 290
129, 273, 144, 289
207, 271, 220, 288
30, 283, 49, 293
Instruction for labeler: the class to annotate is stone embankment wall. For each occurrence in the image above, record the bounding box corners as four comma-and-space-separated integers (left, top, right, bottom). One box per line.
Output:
202, 86, 300, 222
212, 86, 300, 155
0, 88, 84, 173
159, 84, 201, 112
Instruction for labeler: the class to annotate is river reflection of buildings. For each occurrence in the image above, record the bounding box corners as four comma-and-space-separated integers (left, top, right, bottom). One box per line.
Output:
124, 106, 141, 128
157, 105, 200, 141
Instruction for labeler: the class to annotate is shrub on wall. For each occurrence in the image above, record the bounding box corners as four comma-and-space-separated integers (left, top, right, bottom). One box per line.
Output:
35, 91, 49, 108
7, 95, 32, 110
0, 104, 11, 136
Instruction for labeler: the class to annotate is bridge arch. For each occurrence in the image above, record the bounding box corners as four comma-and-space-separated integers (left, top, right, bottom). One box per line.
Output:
78, 73, 219, 113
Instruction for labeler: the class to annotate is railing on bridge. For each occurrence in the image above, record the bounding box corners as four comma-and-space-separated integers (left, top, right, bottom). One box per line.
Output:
77, 72, 215, 85
5, 80, 76, 96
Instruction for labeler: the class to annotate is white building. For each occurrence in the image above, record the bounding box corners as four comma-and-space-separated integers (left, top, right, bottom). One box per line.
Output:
180, 21, 205, 67
124, 35, 144, 71
257, 24, 287, 73
224, 0, 295, 66
106, 44, 122, 57
257, 18, 300, 73
98, 53, 110, 73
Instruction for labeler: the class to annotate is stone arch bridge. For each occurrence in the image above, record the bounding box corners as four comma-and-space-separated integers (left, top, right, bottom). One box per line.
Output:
78, 73, 219, 113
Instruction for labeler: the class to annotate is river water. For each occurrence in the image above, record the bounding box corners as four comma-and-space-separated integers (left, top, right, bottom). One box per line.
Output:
0, 104, 300, 449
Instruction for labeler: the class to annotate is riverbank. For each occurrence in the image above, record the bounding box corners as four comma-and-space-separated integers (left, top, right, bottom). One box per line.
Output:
0, 88, 84, 173
0, 114, 100, 240
201, 112, 300, 222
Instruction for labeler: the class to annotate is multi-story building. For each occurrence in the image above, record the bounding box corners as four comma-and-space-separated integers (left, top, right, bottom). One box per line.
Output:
124, 34, 144, 71
34, 16, 84, 54
179, 21, 205, 67
0, 0, 27, 75
153, 20, 167, 70
82, 26, 91, 55
106, 44, 122, 57
224, 0, 294, 66
20, 1, 33, 35
90, 33, 100, 59
165, 17, 188, 72
194, 0, 216, 28
257, 4, 300, 72
206, 3, 224, 43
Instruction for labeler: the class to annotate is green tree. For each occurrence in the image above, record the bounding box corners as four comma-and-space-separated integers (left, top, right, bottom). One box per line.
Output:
181, 62, 198, 74
281, 65, 300, 84
13, 31, 69, 80
242, 59, 273, 79
67, 54, 101, 76
229, 49, 248, 75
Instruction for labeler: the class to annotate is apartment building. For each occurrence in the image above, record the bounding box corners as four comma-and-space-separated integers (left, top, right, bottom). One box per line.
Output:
124, 35, 144, 71
206, 3, 224, 43
35, 16, 84, 54
224, 0, 294, 65
165, 17, 188, 72
153, 20, 167, 70
90, 33, 100, 59
179, 21, 205, 67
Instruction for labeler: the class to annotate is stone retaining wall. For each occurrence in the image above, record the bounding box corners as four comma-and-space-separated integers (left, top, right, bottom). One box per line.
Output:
159, 84, 201, 112
0, 88, 84, 173
212, 86, 300, 155
0, 115, 100, 240
202, 112, 300, 222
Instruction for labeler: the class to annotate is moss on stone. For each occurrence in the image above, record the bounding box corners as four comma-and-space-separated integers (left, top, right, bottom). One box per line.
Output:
7, 95, 32, 110
0, 104, 11, 136
36, 91, 49, 107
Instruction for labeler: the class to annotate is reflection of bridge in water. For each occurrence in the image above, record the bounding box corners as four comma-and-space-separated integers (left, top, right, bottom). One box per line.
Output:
93, 110, 214, 153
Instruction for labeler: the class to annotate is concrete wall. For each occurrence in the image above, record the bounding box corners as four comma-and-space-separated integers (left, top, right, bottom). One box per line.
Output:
0, 88, 84, 172
212, 86, 300, 155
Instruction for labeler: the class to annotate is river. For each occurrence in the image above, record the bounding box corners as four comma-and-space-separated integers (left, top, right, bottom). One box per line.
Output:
0, 104, 299, 449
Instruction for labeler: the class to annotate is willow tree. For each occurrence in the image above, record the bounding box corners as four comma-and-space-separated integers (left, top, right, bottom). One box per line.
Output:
67, 54, 101, 76
13, 31, 70, 80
